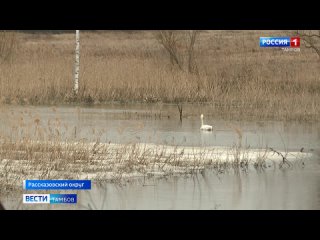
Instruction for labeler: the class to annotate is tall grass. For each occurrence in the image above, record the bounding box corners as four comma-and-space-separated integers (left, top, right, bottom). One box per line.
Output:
0, 31, 18, 63
0, 30, 319, 121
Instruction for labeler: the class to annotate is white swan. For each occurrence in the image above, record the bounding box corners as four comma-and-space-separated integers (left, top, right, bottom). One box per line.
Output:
200, 114, 213, 131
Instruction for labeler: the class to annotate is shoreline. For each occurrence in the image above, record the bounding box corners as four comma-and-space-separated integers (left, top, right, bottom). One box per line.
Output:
1, 102, 320, 122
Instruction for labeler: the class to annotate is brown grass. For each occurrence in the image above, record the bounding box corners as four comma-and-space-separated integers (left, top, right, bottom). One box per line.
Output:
0, 31, 18, 63
0, 111, 310, 193
0, 30, 319, 121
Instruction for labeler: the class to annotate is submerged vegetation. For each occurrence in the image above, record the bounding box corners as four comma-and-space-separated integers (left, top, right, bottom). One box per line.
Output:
0, 109, 311, 194
0, 30, 319, 121
0, 137, 308, 193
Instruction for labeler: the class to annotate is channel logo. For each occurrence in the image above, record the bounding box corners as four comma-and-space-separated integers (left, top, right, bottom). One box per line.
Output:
260, 37, 300, 48
50, 194, 77, 204
23, 194, 50, 204
23, 194, 77, 204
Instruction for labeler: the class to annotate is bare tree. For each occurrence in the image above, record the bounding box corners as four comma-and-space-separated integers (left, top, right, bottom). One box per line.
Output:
187, 30, 199, 74
295, 30, 320, 59
74, 30, 80, 94
156, 30, 200, 74
156, 31, 184, 70
156, 30, 201, 123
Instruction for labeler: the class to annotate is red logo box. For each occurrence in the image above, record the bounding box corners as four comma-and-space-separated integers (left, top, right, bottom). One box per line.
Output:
290, 37, 300, 48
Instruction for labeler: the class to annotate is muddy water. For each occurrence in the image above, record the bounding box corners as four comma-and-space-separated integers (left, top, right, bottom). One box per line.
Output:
0, 104, 319, 210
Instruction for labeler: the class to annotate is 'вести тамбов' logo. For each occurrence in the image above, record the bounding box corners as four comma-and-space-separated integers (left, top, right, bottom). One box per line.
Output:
22, 180, 85, 205
23, 194, 77, 204
260, 37, 300, 48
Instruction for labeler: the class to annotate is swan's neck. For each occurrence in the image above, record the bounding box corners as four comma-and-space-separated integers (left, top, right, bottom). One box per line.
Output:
201, 118, 204, 126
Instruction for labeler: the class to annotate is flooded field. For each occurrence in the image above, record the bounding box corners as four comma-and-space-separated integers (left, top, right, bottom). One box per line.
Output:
0, 104, 319, 210
1, 104, 319, 150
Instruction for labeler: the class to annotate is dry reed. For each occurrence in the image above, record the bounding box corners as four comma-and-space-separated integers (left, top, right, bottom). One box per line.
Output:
0, 30, 319, 122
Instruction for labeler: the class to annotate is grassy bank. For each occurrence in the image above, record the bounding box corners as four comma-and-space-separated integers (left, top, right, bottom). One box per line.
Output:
0, 30, 319, 121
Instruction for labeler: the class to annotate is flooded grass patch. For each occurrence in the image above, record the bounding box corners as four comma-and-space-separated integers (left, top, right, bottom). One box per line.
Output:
0, 138, 312, 194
